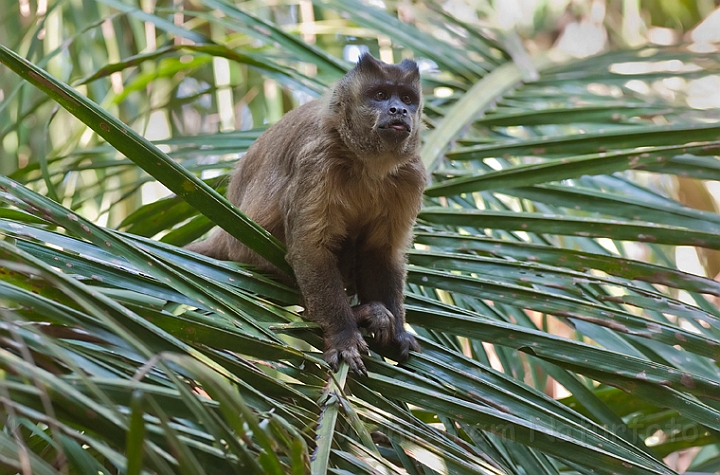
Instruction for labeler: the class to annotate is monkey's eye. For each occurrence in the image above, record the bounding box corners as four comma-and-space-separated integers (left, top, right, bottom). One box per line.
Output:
401, 94, 413, 104
374, 91, 387, 101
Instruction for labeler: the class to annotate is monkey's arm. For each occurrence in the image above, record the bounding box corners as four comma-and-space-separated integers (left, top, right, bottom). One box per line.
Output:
355, 246, 420, 361
286, 237, 370, 375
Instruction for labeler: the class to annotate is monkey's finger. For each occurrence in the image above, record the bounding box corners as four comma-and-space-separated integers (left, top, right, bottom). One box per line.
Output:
395, 331, 421, 362
324, 348, 366, 375
367, 320, 394, 346
409, 337, 421, 353
373, 328, 393, 347
352, 302, 395, 346
353, 302, 394, 327
344, 353, 367, 377
332, 346, 367, 376
324, 350, 341, 372
356, 364, 368, 377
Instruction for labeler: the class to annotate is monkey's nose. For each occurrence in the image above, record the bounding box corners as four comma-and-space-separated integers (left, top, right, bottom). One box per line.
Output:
389, 106, 408, 116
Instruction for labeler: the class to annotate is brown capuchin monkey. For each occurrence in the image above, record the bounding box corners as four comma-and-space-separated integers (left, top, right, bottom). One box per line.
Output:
187, 53, 425, 375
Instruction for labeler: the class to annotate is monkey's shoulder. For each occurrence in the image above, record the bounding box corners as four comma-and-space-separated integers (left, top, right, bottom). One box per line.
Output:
257, 100, 324, 141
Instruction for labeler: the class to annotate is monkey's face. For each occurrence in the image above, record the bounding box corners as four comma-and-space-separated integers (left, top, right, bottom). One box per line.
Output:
335, 54, 423, 158
367, 80, 420, 147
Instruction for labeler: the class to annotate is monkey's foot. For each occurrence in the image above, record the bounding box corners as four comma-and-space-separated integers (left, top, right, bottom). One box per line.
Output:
352, 302, 395, 346
324, 327, 369, 376
392, 330, 421, 363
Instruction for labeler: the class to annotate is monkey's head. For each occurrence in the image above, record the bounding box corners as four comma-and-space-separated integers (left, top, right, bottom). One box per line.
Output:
331, 53, 423, 162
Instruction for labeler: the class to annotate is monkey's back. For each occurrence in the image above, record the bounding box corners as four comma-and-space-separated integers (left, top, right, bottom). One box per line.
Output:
231, 99, 329, 227
187, 99, 327, 266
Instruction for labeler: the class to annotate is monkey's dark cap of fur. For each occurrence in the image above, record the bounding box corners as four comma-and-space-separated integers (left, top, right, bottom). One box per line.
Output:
354, 53, 419, 78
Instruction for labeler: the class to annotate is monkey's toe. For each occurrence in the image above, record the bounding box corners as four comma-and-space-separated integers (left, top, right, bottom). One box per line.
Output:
352, 302, 395, 346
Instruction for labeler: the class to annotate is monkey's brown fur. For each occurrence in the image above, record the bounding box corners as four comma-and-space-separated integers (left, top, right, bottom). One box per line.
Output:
187, 54, 424, 374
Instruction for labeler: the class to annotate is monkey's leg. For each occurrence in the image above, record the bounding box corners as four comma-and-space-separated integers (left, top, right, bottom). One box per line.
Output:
287, 246, 369, 376
185, 230, 231, 260
356, 248, 421, 362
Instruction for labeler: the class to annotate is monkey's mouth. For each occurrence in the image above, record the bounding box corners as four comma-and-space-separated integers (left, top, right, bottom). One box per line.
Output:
379, 120, 411, 133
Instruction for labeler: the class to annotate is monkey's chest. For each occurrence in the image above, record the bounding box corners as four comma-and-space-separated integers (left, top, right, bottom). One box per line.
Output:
324, 171, 413, 246
335, 189, 389, 234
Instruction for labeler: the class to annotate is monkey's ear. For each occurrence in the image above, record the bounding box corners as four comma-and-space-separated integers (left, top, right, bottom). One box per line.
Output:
354, 53, 385, 74
398, 58, 420, 80
398, 59, 419, 72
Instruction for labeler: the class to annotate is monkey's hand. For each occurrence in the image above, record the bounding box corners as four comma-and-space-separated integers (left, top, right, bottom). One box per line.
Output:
324, 326, 369, 376
392, 330, 421, 363
352, 302, 395, 346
